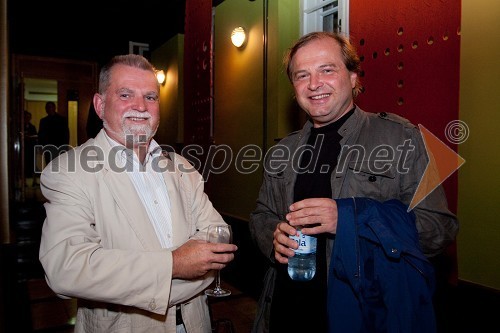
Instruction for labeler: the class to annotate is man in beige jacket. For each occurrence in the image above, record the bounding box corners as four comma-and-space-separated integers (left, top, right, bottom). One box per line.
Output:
39, 54, 237, 333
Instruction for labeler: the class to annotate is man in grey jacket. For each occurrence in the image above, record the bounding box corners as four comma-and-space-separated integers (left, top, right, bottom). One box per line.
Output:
249, 32, 458, 332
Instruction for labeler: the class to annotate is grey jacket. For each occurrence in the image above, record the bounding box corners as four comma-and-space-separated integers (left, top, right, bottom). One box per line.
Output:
249, 107, 458, 332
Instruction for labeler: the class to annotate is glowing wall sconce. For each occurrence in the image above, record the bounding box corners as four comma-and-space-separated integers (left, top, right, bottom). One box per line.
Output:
156, 70, 166, 85
231, 27, 246, 48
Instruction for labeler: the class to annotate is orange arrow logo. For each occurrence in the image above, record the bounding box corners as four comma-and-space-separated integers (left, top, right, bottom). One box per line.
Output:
408, 124, 466, 211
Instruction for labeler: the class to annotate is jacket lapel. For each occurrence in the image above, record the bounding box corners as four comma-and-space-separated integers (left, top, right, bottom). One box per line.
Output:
94, 132, 162, 250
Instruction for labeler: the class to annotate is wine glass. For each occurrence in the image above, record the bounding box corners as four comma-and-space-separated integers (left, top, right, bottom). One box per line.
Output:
205, 224, 232, 297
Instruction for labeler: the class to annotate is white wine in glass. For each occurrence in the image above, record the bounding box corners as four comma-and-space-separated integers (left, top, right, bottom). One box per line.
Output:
205, 224, 232, 297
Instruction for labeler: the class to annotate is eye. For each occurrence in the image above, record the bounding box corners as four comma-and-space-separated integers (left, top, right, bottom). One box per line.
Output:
322, 67, 335, 74
146, 95, 159, 102
294, 73, 309, 81
119, 93, 131, 99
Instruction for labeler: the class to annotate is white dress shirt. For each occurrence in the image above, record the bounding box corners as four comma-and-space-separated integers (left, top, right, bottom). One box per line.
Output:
105, 132, 173, 248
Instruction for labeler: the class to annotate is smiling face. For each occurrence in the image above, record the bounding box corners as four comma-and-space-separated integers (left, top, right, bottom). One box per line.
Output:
290, 37, 358, 128
93, 64, 160, 148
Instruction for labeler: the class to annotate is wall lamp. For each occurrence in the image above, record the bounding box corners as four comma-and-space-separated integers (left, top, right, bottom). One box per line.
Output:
231, 27, 247, 48
156, 70, 166, 85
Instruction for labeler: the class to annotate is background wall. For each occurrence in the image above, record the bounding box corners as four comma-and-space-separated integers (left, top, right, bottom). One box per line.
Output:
209, 0, 264, 220
267, 0, 302, 143
152, 34, 184, 147
350, 0, 461, 218
458, 0, 500, 290
207, 0, 300, 220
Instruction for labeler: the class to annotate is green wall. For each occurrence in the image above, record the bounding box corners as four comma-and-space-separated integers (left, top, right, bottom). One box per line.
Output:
209, 0, 300, 220
458, 0, 500, 289
152, 34, 184, 146
210, 0, 264, 220
266, 0, 302, 145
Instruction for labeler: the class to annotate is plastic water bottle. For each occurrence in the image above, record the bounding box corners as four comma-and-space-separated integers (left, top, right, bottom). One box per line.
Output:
288, 229, 317, 281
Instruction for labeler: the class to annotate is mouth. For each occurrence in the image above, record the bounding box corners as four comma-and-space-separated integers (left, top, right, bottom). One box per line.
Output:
309, 93, 331, 100
126, 116, 149, 121
123, 111, 151, 123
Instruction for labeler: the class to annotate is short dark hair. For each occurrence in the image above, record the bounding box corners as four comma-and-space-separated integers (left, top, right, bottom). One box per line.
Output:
284, 32, 362, 98
45, 101, 56, 109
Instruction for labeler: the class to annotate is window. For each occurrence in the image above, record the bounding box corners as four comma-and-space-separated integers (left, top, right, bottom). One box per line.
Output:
301, 0, 349, 35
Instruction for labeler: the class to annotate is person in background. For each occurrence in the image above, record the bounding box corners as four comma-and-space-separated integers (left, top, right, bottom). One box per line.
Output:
249, 32, 458, 332
85, 102, 103, 138
38, 101, 70, 165
39, 54, 237, 333
23, 110, 38, 183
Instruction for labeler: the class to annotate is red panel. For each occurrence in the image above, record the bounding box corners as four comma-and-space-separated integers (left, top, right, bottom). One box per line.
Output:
184, 0, 213, 145
350, 0, 461, 285
350, 0, 461, 213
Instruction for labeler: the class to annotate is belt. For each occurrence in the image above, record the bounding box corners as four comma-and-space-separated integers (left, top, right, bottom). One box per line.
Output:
176, 306, 184, 326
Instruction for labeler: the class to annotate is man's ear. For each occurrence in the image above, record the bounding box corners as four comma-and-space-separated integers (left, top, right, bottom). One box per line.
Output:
93, 94, 105, 119
350, 72, 358, 89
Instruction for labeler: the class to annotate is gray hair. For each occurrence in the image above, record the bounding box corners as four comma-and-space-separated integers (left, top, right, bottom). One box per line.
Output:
98, 54, 158, 95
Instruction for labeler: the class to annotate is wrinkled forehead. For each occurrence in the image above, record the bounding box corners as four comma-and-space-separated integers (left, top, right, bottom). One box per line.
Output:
109, 65, 159, 90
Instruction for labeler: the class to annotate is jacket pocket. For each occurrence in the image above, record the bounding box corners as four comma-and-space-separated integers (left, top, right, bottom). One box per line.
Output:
345, 160, 397, 200
77, 307, 132, 333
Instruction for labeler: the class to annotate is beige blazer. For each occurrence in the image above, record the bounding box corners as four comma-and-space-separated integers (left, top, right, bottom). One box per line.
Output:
39, 130, 222, 333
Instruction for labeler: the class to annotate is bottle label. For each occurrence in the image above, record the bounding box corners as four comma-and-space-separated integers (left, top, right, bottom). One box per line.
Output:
290, 230, 317, 255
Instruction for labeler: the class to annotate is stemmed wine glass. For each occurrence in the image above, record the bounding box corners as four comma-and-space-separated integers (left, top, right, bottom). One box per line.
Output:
205, 224, 232, 297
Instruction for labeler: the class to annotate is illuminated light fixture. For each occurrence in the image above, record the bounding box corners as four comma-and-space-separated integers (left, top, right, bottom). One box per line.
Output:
231, 27, 246, 48
156, 70, 166, 85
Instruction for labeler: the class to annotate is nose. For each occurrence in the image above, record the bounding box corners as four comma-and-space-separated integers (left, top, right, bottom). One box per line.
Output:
308, 74, 324, 90
133, 96, 147, 111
